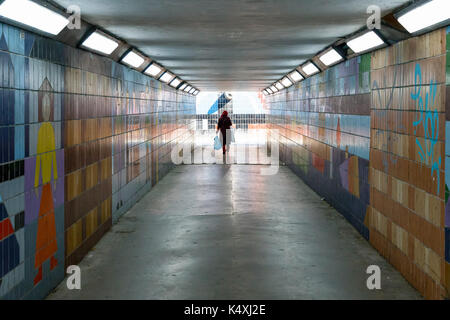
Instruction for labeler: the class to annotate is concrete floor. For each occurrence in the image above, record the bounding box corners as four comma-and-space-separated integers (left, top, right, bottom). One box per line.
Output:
47, 165, 422, 300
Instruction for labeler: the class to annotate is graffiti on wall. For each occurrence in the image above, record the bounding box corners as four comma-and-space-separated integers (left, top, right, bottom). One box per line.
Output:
411, 63, 441, 195
443, 26, 450, 263
371, 65, 402, 173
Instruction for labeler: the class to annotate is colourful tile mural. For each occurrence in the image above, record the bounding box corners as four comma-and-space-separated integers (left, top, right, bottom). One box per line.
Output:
266, 54, 372, 239
0, 21, 195, 299
267, 28, 449, 299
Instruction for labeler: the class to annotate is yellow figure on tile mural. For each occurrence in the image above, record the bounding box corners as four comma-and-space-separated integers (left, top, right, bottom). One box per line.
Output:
34, 79, 58, 285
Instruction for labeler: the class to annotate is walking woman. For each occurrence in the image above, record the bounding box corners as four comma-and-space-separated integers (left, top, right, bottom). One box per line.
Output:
216, 110, 233, 154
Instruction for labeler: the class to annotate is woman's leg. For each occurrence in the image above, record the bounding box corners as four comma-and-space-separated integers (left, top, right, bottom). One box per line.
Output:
221, 130, 227, 154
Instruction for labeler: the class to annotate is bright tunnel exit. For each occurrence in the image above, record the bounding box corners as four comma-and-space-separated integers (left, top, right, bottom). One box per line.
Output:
190, 91, 273, 165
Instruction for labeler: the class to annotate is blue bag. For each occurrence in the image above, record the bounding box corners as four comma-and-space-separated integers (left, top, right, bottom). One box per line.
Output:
214, 136, 222, 150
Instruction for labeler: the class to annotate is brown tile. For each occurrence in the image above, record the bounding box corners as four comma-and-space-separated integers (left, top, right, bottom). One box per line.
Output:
65, 217, 112, 268
408, 185, 415, 211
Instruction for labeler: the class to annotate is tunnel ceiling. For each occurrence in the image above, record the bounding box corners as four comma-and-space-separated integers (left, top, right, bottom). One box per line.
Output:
53, 0, 411, 91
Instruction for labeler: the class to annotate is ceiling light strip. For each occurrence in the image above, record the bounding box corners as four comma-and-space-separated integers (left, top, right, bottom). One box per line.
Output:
0, 0, 69, 36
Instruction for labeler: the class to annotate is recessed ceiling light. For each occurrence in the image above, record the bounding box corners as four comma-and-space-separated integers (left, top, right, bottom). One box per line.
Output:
397, 0, 449, 34
281, 77, 293, 87
121, 51, 145, 68
0, 0, 69, 36
270, 85, 278, 92
159, 72, 174, 83
179, 83, 188, 91
289, 70, 303, 82
319, 49, 344, 66
170, 78, 181, 88
275, 82, 284, 90
346, 31, 385, 54
302, 62, 320, 76
144, 63, 163, 77
81, 31, 119, 55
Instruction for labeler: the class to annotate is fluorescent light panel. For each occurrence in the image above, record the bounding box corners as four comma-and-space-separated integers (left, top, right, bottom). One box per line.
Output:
160, 72, 174, 83
144, 63, 163, 77
193, 90, 199, 96
189, 88, 196, 94
184, 86, 192, 92
0, 0, 69, 36
319, 49, 343, 66
397, 0, 450, 33
82, 31, 119, 55
289, 70, 303, 82
170, 78, 181, 88
281, 77, 293, 87
346, 31, 384, 53
270, 85, 278, 92
263, 90, 268, 95
266, 88, 273, 94
302, 62, 319, 75
179, 83, 187, 91
275, 82, 284, 90
121, 51, 145, 68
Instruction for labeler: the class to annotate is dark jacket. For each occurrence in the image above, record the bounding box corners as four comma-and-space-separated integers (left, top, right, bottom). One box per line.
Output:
217, 116, 232, 134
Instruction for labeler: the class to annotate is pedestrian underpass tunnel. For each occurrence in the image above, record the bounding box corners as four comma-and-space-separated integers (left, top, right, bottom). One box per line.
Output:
0, 0, 448, 300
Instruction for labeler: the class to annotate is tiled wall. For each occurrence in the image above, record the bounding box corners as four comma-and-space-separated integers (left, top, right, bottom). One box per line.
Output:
444, 26, 450, 296
266, 53, 372, 238
266, 28, 449, 299
0, 22, 195, 300
370, 29, 446, 299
